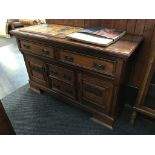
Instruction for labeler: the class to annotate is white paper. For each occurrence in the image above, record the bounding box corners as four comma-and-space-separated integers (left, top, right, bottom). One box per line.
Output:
67, 32, 113, 46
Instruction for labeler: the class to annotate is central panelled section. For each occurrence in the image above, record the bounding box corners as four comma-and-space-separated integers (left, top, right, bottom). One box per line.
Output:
20, 39, 116, 116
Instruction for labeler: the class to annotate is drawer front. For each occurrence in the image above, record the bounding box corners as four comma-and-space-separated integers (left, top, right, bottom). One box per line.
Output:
50, 78, 75, 99
59, 50, 115, 76
48, 64, 74, 85
79, 74, 114, 113
20, 40, 54, 58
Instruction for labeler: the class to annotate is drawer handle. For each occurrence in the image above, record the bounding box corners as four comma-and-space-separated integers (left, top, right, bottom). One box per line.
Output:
64, 74, 72, 81
64, 56, 74, 62
31, 65, 43, 73
23, 44, 30, 49
53, 84, 60, 89
84, 84, 102, 97
42, 48, 49, 55
93, 63, 105, 70
50, 70, 58, 75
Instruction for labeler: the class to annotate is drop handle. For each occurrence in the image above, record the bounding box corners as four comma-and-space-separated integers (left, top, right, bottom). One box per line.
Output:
64, 56, 74, 62
42, 48, 49, 55
23, 44, 30, 49
93, 63, 105, 70
53, 84, 60, 89
50, 70, 58, 75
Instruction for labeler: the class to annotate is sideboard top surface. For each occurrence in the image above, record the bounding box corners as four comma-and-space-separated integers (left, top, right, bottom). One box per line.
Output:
11, 24, 143, 59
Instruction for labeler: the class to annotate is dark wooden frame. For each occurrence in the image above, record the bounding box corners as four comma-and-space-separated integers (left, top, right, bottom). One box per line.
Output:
0, 100, 15, 135
131, 26, 155, 124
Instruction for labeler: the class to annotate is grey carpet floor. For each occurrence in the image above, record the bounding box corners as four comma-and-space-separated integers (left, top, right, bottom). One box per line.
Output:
1, 84, 155, 135
0, 37, 16, 47
0, 43, 29, 99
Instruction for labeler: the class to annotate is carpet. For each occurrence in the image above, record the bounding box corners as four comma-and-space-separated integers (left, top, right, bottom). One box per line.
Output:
1, 84, 155, 135
0, 37, 16, 47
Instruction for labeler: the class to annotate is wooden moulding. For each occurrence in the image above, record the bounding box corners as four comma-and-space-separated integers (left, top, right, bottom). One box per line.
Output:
135, 106, 155, 119
91, 114, 114, 129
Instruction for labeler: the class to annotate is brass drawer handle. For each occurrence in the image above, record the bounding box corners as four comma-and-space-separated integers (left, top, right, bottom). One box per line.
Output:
84, 84, 102, 97
50, 70, 58, 75
42, 48, 49, 55
31, 65, 43, 72
64, 56, 74, 62
23, 44, 30, 49
93, 63, 105, 70
53, 84, 60, 89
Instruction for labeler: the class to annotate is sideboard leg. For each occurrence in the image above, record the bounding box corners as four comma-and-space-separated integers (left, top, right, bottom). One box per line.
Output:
29, 86, 41, 94
131, 110, 137, 126
91, 114, 114, 129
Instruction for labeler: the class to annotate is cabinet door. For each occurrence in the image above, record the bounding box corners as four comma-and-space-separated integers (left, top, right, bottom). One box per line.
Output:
48, 64, 75, 85
25, 56, 48, 86
78, 74, 114, 113
49, 78, 75, 99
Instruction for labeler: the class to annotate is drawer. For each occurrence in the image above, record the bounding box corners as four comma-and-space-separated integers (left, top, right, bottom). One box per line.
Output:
59, 50, 116, 76
20, 40, 54, 58
50, 78, 75, 99
79, 74, 114, 113
48, 64, 74, 85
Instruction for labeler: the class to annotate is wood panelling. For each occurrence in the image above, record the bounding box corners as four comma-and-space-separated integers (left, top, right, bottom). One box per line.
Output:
134, 20, 146, 35
117, 19, 128, 30
74, 19, 85, 27
84, 19, 91, 27
90, 19, 101, 27
126, 19, 137, 34
131, 24, 155, 125
136, 22, 155, 106
101, 19, 113, 28
46, 19, 155, 89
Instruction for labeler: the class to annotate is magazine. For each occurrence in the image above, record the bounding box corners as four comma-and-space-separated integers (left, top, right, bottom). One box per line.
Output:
67, 27, 126, 46
78, 27, 126, 41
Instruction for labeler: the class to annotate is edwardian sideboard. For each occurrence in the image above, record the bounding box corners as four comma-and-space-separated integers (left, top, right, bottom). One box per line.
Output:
11, 24, 143, 128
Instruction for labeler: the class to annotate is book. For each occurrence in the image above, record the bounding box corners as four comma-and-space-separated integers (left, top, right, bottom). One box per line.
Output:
67, 27, 126, 46
67, 32, 114, 46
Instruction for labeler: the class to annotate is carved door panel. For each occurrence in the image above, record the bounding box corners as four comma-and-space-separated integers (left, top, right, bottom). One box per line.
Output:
25, 56, 48, 86
78, 73, 114, 113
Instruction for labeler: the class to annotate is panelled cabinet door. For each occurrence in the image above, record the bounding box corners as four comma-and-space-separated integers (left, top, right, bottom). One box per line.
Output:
47, 64, 76, 99
25, 56, 48, 86
78, 73, 114, 113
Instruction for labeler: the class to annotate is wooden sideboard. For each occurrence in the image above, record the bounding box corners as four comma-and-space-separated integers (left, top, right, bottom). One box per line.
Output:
11, 24, 142, 128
